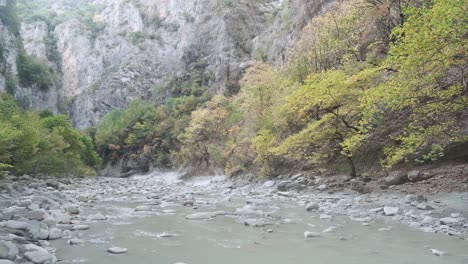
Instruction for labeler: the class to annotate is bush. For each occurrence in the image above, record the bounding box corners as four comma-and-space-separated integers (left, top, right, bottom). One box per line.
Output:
0, 0, 20, 35
0, 94, 100, 176
16, 52, 57, 90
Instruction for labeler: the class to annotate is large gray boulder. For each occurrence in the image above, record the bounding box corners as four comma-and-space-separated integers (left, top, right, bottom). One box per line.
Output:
384, 171, 407, 186
0, 240, 18, 260
407, 170, 422, 182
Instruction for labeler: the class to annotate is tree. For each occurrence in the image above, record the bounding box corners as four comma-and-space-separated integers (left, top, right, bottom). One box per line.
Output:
177, 95, 231, 170
278, 66, 381, 176
359, 0, 468, 168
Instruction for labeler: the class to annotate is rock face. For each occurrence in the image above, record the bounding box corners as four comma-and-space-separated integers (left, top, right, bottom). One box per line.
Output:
2, 0, 333, 129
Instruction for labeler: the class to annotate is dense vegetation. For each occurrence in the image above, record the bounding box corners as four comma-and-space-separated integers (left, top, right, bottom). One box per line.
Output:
95, 0, 467, 177
1, 0, 465, 178
16, 0, 106, 36
0, 94, 100, 176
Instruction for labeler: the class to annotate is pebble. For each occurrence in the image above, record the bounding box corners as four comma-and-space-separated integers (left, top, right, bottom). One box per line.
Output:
67, 238, 84, 245
107, 247, 128, 254
322, 226, 339, 233
429, 248, 447, 256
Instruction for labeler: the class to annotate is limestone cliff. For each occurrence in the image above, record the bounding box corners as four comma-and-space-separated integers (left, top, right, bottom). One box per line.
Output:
2, 0, 332, 128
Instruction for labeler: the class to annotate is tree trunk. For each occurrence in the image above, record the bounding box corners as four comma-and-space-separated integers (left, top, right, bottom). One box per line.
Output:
347, 156, 357, 178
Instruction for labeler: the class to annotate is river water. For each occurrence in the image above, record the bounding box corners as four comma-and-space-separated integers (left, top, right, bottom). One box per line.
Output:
52, 172, 468, 264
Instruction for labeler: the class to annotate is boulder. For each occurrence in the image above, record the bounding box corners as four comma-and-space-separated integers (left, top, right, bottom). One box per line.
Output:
263, 181, 275, 187
383, 206, 400, 216
64, 204, 79, 215
440, 217, 462, 225
305, 202, 319, 212
26, 210, 45, 221
5, 220, 28, 230
21, 244, 52, 264
407, 170, 422, 182
48, 228, 62, 240
384, 171, 407, 186
45, 180, 60, 189
0, 240, 18, 260
422, 216, 437, 225
24, 250, 53, 263
416, 203, 433, 210
276, 181, 291, 192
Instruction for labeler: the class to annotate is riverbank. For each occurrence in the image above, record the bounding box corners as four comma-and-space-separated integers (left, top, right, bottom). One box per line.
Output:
0, 166, 467, 263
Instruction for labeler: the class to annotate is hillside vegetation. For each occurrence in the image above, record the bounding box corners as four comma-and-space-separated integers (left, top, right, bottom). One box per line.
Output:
0, 0, 466, 178
0, 94, 100, 176
94, 0, 467, 177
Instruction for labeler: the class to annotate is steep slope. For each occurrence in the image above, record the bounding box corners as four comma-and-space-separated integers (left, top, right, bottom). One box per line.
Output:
7, 0, 332, 128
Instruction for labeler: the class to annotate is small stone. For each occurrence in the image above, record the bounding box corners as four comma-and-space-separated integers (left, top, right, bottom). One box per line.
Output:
67, 238, 84, 245
89, 214, 107, 221
71, 224, 89, 230
317, 184, 327, 191
370, 207, 383, 213
157, 232, 178, 238
417, 203, 434, 210
107, 247, 128, 254
183, 201, 194, 207
186, 211, 214, 220
429, 249, 447, 256
304, 231, 321, 239
134, 205, 152, 212
263, 181, 275, 187
378, 227, 392, 231
322, 226, 339, 233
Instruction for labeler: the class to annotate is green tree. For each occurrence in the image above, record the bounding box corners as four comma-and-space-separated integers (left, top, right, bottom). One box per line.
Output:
359, 0, 468, 168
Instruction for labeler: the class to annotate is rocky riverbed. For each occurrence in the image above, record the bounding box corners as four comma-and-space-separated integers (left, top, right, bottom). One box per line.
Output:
0, 171, 467, 263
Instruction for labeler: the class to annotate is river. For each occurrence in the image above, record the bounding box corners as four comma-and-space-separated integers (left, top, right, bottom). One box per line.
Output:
50, 171, 468, 264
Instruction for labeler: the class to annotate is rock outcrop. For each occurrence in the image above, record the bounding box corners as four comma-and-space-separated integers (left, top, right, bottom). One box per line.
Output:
2, 0, 332, 128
